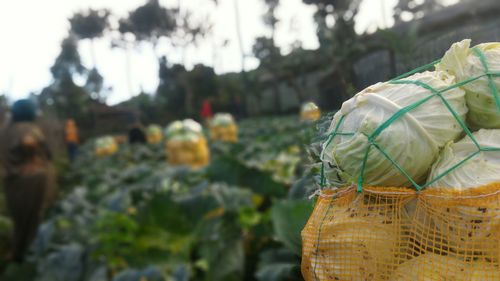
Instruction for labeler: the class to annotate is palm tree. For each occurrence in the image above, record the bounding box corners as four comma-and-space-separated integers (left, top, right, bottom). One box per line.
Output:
69, 9, 110, 69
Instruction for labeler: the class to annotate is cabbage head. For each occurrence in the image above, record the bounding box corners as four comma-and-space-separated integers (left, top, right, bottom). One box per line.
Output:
322, 71, 467, 187
436, 39, 500, 129
164, 121, 184, 138
147, 124, 162, 135
182, 119, 202, 133
164, 119, 203, 142
428, 129, 500, 189
96, 136, 115, 149
211, 113, 235, 127
301, 102, 319, 112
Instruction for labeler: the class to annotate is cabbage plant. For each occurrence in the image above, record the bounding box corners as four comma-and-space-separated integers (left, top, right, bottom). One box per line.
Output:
437, 39, 500, 128
322, 71, 467, 187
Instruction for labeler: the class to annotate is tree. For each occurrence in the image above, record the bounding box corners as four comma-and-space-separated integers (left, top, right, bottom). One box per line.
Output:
49, 36, 85, 81
188, 64, 218, 113
253, 0, 284, 113
302, 0, 363, 55
119, 0, 176, 57
232, 0, 253, 116
85, 68, 106, 102
155, 57, 219, 119
69, 9, 110, 101
263, 0, 280, 42
0, 94, 7, 126
156, 56, 188, 118
117, 0, 177, 99
69, 9, 110, 67
394, 0, 445, 24
216, 73, 246, 118
379, 25, 419, 76
303, 0, 364, 102
171, 10, 212, 65
252, 36, 283, 112
38, 36, 93, 126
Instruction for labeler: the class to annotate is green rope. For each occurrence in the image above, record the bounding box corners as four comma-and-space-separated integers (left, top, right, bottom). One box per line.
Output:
357, 143, 372, 192
320, 46, 500, 192
423, 150, 481, 188
472, 47, 500, 113
371, 140, 423, 190
390, 59, 441, 81
322, 115, 345, 151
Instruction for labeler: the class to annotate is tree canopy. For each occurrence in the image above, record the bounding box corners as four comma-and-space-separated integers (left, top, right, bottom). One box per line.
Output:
69, 9, 110, 40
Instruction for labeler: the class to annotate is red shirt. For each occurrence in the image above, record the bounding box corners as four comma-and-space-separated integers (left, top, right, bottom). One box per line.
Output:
200, 100, 213, 119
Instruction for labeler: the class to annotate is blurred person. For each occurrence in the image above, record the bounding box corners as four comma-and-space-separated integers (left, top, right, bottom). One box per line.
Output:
0, 99, 57, 262
64, 118, 79, 163
128, 121, 147, 144
200, 99, 213, 124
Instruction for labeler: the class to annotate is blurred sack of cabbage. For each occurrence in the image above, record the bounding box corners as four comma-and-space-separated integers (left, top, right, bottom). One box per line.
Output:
321, 71, 467, 187
209, 113, 238, 142
146, 124, 163, 144
95, 136, 118, 157
164, 119, 203, 142
300, 102, 321, 121
437, 39, 500, 129
210, 113, 235, 127
164, 119, 209, 168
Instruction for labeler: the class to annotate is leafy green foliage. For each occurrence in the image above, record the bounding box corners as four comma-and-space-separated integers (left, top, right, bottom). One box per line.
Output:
271, 200, 314, 256
1, 115, 322, 280
256, 248, 302, 281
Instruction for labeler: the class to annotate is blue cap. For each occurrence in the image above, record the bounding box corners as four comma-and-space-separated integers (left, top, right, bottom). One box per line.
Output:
12, 99, 36, 122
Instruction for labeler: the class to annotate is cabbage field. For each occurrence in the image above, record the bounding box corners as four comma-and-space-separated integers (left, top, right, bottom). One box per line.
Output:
0, 115, 330, 281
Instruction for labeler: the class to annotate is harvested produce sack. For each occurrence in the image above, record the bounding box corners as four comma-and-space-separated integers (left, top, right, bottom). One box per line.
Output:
165, 119, 210, 168
209, 113, 238, 142
146, 124, 163, 144
303, 39, 500, 281
302, 185, 500, 281
301, 102, 321, 121
95, 136, 118, 157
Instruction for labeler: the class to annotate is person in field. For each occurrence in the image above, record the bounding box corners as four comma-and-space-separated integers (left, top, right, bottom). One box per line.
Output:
0, 99, 58, 262
128, 120, 147, 144
64, 118, 79, 163
200, 99, 213, 125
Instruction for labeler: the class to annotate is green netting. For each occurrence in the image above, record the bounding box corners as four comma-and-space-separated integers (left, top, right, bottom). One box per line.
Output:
321, 47, 500, 192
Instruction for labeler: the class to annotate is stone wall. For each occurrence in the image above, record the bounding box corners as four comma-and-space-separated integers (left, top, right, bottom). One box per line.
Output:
250, 0, 500, 114
354, 0, 500, 88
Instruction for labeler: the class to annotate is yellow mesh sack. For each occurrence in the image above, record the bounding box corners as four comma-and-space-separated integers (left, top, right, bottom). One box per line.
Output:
146, 125, 163, 144
300, 106, 321, 122
95, 137, 119, 157
166, 136, 210, 168
209, 123, 238, 143
301, 184, 500, 281
148, 134, 162, 144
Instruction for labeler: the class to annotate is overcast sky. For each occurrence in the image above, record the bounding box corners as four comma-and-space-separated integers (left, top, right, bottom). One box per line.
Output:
0, 0, 401, 105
